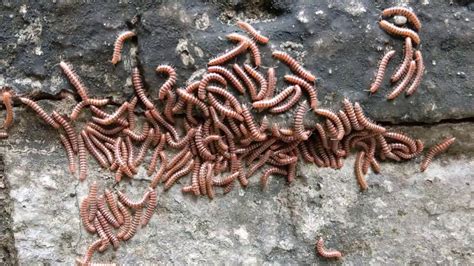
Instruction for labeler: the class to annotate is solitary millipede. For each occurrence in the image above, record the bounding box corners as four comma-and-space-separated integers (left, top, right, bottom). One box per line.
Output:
208, 41, 249, 67
156, 65, 177, 100
59, 61, 89, 100
369, 50, 396, 93
316, 237, 342, 259
272, 51, 316, 82
111, 31, 136, 65
19, 97, 60, 129
420, 137, 455, 172
236, 20, 269, 44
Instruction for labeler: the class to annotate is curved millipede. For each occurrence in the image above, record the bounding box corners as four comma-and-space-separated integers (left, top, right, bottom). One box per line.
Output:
272, 51, 316, 82
252, 85, 295, 109
132, 67, 155, 110
79, 197, 96, 233
266, 67, 277, 99
173, 81, 200, 113
207, 93, 243, 121
342, 99, 364, 131
369, 50, 396, 93
355, 150, 368, 190
208, 41, 249, 67
233, 64, 258, 99
379, 20, 420, 45
206, 85, 242, 113
122, 208, 142, 241
164, 160, 194, 191
293, 101, 309, 141
142, 189, 157, 226
81, 131, 109, 169
59, 134, 76, 173
198, 73, 227, 100
1, 91, 13, 130
104, 189, 123, 225
381, 6, 422, 31
244, 64, 268, 101
59, 61, 90, 100
195, 125, 216, 161
176, 88, 209, 116
406, 50, 424, 96
91, 102, 129, 126
236, 20, 269, 44
316, 237, 342, 259
52, 111, 78, 153
96, 212, 120, 249
111, 31, 136, 65
90, 106, 129, 127
353, 103, 386, 133
315, 109, 345, 140
87, 181, 98, 222
156, 65, 177, 100
227, 33, 261, 67
420, 137, 455, 172
116, 202, 131, 240
269, 85, 302, 114
284, 74, 318, 109
205, 163, 215, 199
19, 97, 60, 129
97, 195, 120, 228
387, 60, 416, 100
391, 37, 413, 83
118, 189, 151, 209
162, 152, 193, 184
241, 105, 266, 141
260, 167, 287, 191
207, 66, 245, 94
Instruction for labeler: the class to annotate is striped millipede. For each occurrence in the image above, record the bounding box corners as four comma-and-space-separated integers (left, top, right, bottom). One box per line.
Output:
383, 132, 417, 153
369, 50, 396, 93
150, 152, 168, 188
122, 208, 142, 241
173, 81, 200, 113
97, 195, 120, 228
123, 122, 150, 142
246, 138, 276, 165
260, 167, 287, 190
78, 239, 102, 265
162, 152, 193, 184
118, 189, 151, 209
166, 147, 191, 171
247, 149, 273, 178
236, 20, 269, 44
86, 126, 115, 145
81, 131, 109, 168
379, 20, 420, 45
113, 137, 133, 177
142, 189, 157, 226
88, 181, 99, 221
387, 60, 416, 100
382, 7, 421, 31
244, 64, 268, 101
147, 134, 166, 176
133, 128, 155, 168
338, 110, 352, 136
233, 64, 258, 99
206, 85, 243, 113
104, 189, 123, 225
241, 105, 267, 141
353, 103, 386, 133
198, 162, 208, 195
314, 123, 329, 149
208, 40, 249, 66
188, 159, 201, 195
70, 99, 110, 121
80, 197, 96, 233
156, 65, 177, 100
355, 150, 368, 190
19, 97, 60, 129
265, 67, 277, 99
59, 134, 76, 173
284, 74, 318, 109
205, 163, 215, 199
195, 125, 216, 160
342, 99, 364, 131
87, 122, 124, 136
207, 66, 246, 94
252, 85, 295, 109
227, 33, 262, 67
78, 134, 88, 181
198, 73, 228, 100
316, 237, 342, 259
420, 137, 455, 172
132, 67, 155, 110
90, 106, 129, 127
111, 31, 136, 65
1, 91, 13, 130
164, 160, 194, 191
96, 212, 120, 249
176, 88, 209, 117
406, 50, 424, 96
293, 101, 310, 141
270, 85, 302, 113
59, 61, 89, 100
315, 109, 345, 140
52, 111, 78, 153
92, 102, 129, 126
166, 128, 196, 149
149, 108, 179, 141
272, 51, 316, 82
116, 202, 131, 239
207, 93, 243, 121
391, 37, 413, 83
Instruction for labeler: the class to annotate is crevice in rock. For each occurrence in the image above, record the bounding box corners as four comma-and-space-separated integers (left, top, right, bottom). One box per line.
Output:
379, 116, 474, 127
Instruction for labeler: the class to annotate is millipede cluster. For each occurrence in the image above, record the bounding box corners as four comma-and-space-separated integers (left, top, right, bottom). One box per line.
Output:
370, 7, 425, 100
0, 9, 456, 264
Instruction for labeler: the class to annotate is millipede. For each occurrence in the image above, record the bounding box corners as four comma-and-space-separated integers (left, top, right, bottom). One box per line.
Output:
156, 65, 177, 100
236, 20, 269, 44
111, 31, 136, 65
387, 60, 416, 100
59, 61, 89, 100
420, 137, 455, 172
19, 97, 60, 129
269, 85, 302, 114
141, 189, 157, 226
381, 6, 422, 31
391, 37, 413, 83
406, 50, 424, 96
243, 64, 268, 101
207, 66, 246, 94
132, 67, 155, 110
272, 51, 316, 82
52, 111, 79, 153
208, 40, 249, 67
379, 20, 420, 45
1, 91, 13, 130
369, 50, 396, 93
59, 134, 76, 173
316, 237, 342, 259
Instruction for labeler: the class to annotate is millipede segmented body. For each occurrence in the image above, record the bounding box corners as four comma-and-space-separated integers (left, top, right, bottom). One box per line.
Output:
92, 102, 129, 126
1, 91, 13, 130
111, 31, 136, 65
236, 20, 269, 44
233, 64, 257, 98
227, 33, 261, 67
118, 189, 151, 209
270, 85, 302, 113
342, 99, 363, 131
387, 60, 416, 100
96, 212, 120, 249
244, 64, 268, 101
80, 197, 96, 233
208, 66, 246, 94
59, 61, 89, 100
315, 109, 344, 140
59, 134, 76, 173
382, 7, 422, 31
142, 189, 157, 226
97, 195, 120, 228
20, 97, 60, 129
176, 88, 209, 117
156, 65, 177, 100
164, 160, 194, 190
406, 50, 424, 96
206, 86, 242, 113
52, 111, 78, 153
122, 208, 142, 241
420, 137, 455, 172
104, 189, 123, 225
353, 103, 386, 133
205, 162, 215, 199
79, 239, 102, 264
293, 101, 310, 141
391, 37, 413, 83
81, 131, 109, 168
208, 41, 249, 66
272, 51, 316, 82
173, 81, 200, 113
78, 134, 88, 181
198, 73, 227, 100
207, 93, 243, 121
284, 74, 318, 109
379, 20, 420, 45
252, 85, 295, 109
260, 167, 287, 190
132, 67, 155, 110
355, 150, 368, 190
369, 50, 396, 93
316, 237, 342, 259
88, 181, 98, 221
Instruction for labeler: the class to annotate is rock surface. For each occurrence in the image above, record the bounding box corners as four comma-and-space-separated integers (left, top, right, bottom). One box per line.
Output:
0, 1, 473, 265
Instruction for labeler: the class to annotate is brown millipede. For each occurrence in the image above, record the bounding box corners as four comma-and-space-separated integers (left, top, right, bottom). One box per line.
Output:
198, 73, 227, 100
246, 138, 276, 165
208, 66, 246, 94
391, 37, 413, 83
284, 74, 318, 109
338, 110, 352, 136
166, 128, 196, 149
176, 88, 209, 117
420, 137, 455, 172
122, 208, 142, 241
97, 195, 120, 228
353, 103, 386, 133
207, 93, 243, 121
116, 202, 131, 240
213, 172, 239, 187
227, 33, 261, 67
59, 134, 76, 173
132, 67, 155, 110
96, 212, 120, 249
156, 65, 177, 100
265, 67, 277, 99
111, 31, 136, 65
79, 239, 102, 265
355, 150, 368, 190
293, 101, 310, 141
149, 108, 179, 141
150, 152, 168, 188
260, 167, 287, 190
316, 237, 342, 259
387, 60, 416, 100
369, 50, 396, 93
19, 97, 60, 129
142, 189, 157, 226
88, 181, 98, 221
241, 105, 267, 141
315, 109, 345, 140
195, 125, 216, 160
383, 132, 417, 153
252, 85, 295, 109
342, 99, 364, 131
70, 99, 109, 121
118, 189, 151, 209
382, 7, 422, 31
147, 134, 166, 176
244, 64, 268, 101
205, 163, 215, 199
104, 189, 123, 225
166, 148, 191, 171
272, 51, 316, 82
206, 85, 243, 113
80, 197, 96, 233
90, 106, 129, 127
52, 111, 78, 153
379, 20, 420, 45
233, 64, 257, 99
173, 81, 200, 113
78, 134, 88, 181
247, 149, 273, 178
1, 91, 13, 130
164, 160, 194, 191
93, 216, 110, 251
406, 50, 424, 96
314, 123, 329, 149
87, 122, 124, 136
269, 85, 302, 113
198, 162, 208, 195
133, 128, 154, 168
92, 102, 129, 126
59, 61, 89, 100
236, 20, 269, 44
208, 40, 249, 66
162, 151, 193, 183
81, 131, 109, 168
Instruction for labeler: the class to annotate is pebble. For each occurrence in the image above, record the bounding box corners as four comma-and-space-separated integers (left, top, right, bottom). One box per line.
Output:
393, 15, 407, 26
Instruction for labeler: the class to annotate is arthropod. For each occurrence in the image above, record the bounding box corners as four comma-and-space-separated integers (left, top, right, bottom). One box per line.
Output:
378, 20, 420, 45
205, 163, 215, 199
314, 123, 329, 149
156, 65, 177, 100
247, 150, 273, 178
252, 85, 295, 109
96, 212, 120, 249
59, 61, 89, 100
189, 159, 202, 195
213, 172, 239, 188
387, 60, 416, 100
195, 126, 216, 160
381, 7, 422, 31
78, 135, 88, 181
284, 75, 318, 109
118, 189, 151, 209
166, 128, 196, 149
78, 239, 102, 265
90, 106, 129, 127
355, 150, 368, 190
260, 167, 287, 190
123, 122, 150, 142
70, 99, 110, 121
316, 237, 342, 259
207, 66, 246, 94
227, 33, 261, 67
241, 105, 266, 141
113, 137, 133, 177
79, 197, 96, 233
104, 189, 123, 224
272, 51, 316, 82
52, 111, 78, 153
406, 50, 424, 96
198, 73, 227, 100
19, 97, 60, 129
420, 137, 455, 172
147, 135, 166, 176
383, 131, 417, 153
206, 86, 243, 113
269, 85, 302, 113
176, 88, 209, 116
59, 134, 76, 173
81, 131, 109, 169
353, 103, 386, 133
88, 181, 98, 221
244, 64, 268, 101
198, 162, 208, 195
342, 99, 364, 131
266, 67, 277, 99
1, 91, 13, 130
233, 64, 257, 99
293, 101, 310, 141
91, 102, 129, 126
207, 93, 243, 121
97, 195, 120, 228
132, 128, 155, 168
314, 109, 345, 140
116, 202, 131, 240
87, 122, 124, 136
208, 41, 249, 66
164, 160, 194, 191
150, 152, 168, 189
142, 189, 157, 226
172, 81, 200, 113
369, 50, 396, 93
236, 20, 269, 44
338, 110, 352, 136
122, 208, 142, 241
149, 108, 179, 141
391, 37, 413, 83
111, 31, 136, 65
132, 67, 155, 110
